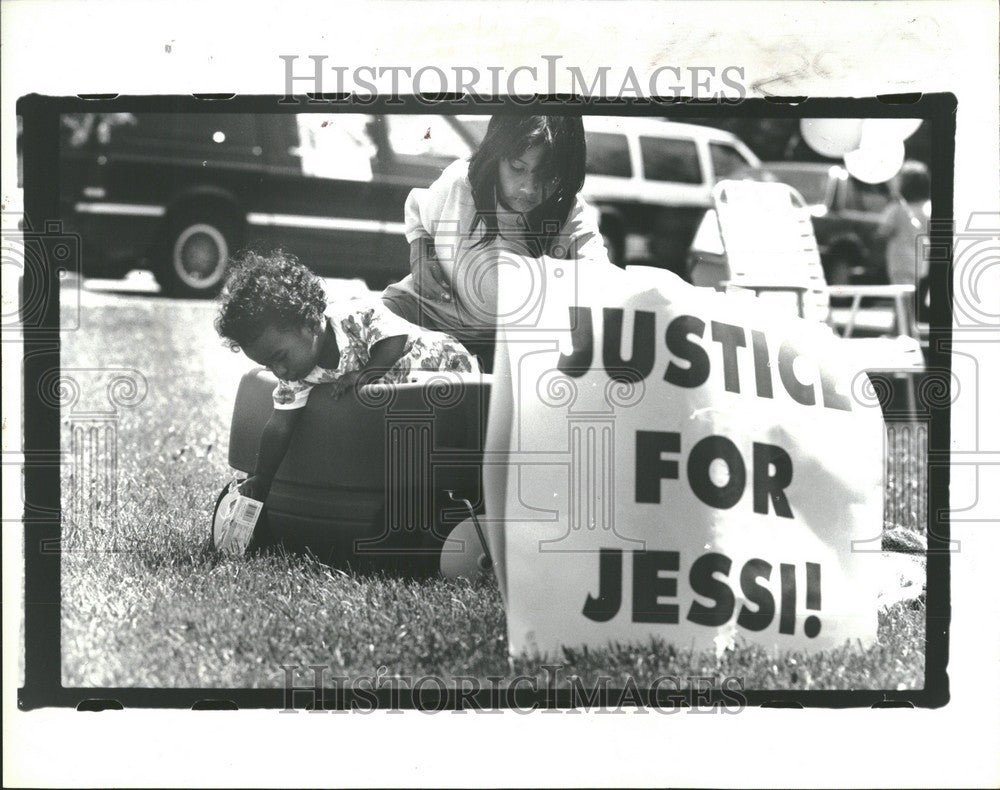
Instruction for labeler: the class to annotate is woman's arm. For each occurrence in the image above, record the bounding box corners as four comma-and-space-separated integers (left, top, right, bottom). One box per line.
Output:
410, 237, 453, 303
403, 160, 469, 301
240, 407, 303, 499
562, 197, 614, 264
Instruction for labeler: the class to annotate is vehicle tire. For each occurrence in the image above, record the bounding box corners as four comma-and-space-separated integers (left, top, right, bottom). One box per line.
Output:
825, 252, 852, 286
156, 212, 239, 298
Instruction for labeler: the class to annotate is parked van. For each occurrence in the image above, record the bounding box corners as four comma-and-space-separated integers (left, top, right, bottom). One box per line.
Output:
59, 112, 758, 297
59, 113, 484, 296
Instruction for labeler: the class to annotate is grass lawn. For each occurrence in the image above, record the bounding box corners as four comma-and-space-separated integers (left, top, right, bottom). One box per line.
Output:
59, 288, 928, 691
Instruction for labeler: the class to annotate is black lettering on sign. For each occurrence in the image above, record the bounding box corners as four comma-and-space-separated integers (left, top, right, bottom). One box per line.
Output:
687, 552, 735, 627
778, 341, 815, 405
558, 306, 593, 378
603, 308, 655, 383
752, 442, 794, 519
632, 550, 680, 624
804, 562, 822, 638
582, 548, 622, 622
710, 321, 747, 393
778, 563, 796, 635
635, 430, 681, 504
687, 435, 746, 509
664, 315, 710, 388
751, 329, 773, 399
736, 558, 774, 631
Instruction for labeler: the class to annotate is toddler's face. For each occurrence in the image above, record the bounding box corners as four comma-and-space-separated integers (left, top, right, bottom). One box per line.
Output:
242, 321, 321, 381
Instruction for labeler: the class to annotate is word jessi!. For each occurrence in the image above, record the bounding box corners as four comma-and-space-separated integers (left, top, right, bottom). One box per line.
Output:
583, 549, 823, 638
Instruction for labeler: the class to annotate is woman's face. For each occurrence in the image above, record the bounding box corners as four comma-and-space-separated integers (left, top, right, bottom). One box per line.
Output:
243, 321, 321, 382
497, 145, 558, 213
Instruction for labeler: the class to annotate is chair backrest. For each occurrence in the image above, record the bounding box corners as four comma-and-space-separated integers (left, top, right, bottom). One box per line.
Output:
712, 179, 830, 323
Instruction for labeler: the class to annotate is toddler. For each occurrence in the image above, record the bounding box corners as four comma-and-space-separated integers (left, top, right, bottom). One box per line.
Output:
215, 251, 478, 500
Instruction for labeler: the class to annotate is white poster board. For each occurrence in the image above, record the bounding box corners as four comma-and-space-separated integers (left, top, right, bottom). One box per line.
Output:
486, 261, 885, 656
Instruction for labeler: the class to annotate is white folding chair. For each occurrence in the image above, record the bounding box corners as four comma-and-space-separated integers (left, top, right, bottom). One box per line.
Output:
692, 179, 830, 323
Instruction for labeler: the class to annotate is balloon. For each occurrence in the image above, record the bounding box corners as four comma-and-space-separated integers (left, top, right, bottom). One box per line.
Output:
860, 118, 923, 147
844, 139, 905, 184
439, 518, 492, 581
800, 118, 864, 158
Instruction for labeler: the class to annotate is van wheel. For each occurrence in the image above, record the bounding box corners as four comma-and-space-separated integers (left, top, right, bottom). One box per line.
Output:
156, 214, 237, 298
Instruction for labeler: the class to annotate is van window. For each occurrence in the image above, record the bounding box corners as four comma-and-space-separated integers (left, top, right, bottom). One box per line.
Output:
585, 132, 632, 177
295, 114, 376, 180
384, 115, 471, 160
709, 142, 752, 182
169, 115, 258, 150
61, 113, 139, 149
639, 136, 702, 184
82, 113, 261, 163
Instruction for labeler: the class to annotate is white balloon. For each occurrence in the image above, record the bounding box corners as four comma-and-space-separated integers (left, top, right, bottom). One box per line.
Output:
860, 118, 923, 147
800, 118, 864, 158
844, 139, 906, 184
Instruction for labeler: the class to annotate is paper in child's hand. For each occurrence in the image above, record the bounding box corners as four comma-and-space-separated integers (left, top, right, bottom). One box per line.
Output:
214, 480, 263, 556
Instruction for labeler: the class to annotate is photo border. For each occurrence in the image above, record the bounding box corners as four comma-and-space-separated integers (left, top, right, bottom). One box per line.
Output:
16, 91, 955, 711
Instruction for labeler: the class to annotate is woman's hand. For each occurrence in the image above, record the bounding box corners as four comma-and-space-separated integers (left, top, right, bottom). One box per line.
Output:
239, 474, 270, 501
410, 237, 453, 304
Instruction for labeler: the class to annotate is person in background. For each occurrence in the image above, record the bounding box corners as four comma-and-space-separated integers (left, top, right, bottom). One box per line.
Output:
877, 160, 932, 320
381, 114, 611, 371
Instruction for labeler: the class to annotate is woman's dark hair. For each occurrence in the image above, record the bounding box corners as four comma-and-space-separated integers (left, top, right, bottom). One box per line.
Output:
214, 250, 326, 351
897, 161, 931, 203
467, 115, 587, 255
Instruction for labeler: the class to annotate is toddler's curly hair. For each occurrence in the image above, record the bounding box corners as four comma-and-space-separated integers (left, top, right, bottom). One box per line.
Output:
214, 250, 327, 352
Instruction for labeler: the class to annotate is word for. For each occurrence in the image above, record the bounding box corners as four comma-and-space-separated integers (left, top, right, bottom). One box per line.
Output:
635, 431, 794, 518
558, 307, 852, 410
583, 549, 823, 638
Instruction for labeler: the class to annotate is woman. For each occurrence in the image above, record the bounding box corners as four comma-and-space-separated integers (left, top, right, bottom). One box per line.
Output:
381, 114, 610, 371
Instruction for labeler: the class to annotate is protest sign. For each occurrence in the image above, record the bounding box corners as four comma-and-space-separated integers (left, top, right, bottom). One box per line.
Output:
484, 261, 885, 656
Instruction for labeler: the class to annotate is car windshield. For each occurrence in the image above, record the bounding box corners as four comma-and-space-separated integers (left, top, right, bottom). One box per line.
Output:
764, 167, 829, 205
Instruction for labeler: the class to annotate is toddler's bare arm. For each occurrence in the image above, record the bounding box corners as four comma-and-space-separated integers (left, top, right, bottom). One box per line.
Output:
240, 408, 303, 498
